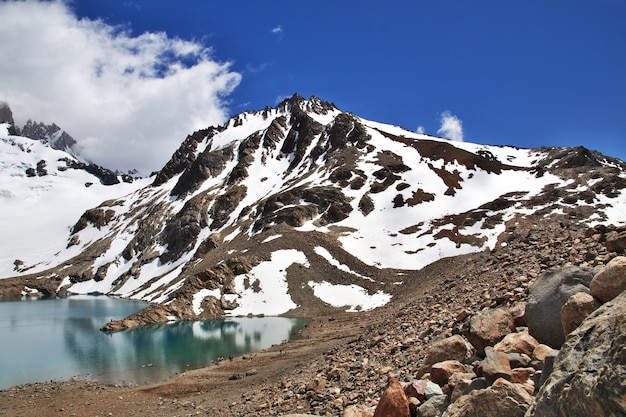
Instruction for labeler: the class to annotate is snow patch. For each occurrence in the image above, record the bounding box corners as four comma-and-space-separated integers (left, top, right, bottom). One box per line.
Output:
192, 288, 221, 315
308, 281, 391, 312
227, 249, 309, 316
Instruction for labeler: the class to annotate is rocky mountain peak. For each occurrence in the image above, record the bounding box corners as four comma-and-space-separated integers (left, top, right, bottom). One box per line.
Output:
0, 101, 18, 135
19, 119, 78, 155
1, 95, 625, 335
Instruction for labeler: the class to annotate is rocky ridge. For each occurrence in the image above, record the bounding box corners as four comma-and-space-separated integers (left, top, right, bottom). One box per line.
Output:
2, 95, 625, 331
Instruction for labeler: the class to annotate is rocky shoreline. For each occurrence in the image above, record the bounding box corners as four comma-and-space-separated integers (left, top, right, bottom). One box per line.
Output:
1, 217, 625, 417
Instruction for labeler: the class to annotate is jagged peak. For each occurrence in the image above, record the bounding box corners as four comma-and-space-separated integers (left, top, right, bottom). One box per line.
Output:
276, 93, 338, 116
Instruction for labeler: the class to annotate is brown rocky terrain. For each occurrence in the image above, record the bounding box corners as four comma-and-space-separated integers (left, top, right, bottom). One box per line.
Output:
2, 212, 624, 417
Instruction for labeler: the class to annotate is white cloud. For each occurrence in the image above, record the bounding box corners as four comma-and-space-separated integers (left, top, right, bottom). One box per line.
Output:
416, 126, 425, 134
437, 111, 464, 142
0, 0, 241, 173
271, 25, 283, 34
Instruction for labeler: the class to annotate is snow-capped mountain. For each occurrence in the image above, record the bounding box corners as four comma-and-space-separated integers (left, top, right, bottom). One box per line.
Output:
1, 95, 625, 329
0, 123, 149, 278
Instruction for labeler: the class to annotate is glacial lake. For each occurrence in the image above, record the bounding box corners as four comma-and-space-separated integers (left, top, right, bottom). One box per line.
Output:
0, 295, 307, 389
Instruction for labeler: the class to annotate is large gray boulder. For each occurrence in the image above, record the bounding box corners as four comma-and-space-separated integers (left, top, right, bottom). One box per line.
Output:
525, 266, 597, 348
526, 289, 626, 417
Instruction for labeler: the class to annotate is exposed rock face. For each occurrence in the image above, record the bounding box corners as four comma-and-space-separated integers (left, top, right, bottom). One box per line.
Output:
589, 255, 626, 302
19, 119, 77, 154
0, 101, 17, 135
526, 289, 626, 417
525, 266, 597, 348
153, 127, 217, 186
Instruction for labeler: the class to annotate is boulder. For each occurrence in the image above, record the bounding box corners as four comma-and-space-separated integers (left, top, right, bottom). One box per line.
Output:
480, 347, 512, 384
430, 360, 466, 386
418, 335, 474, 376
510, 367, 535, 384
373, 378, 410, 417
467, 307, 514, 356
444, 378, 533, 417
493, 330, 539, 357
560, 291, 601, 336
589, 256, 626, 302
506, 352, 531, 368
531, 344, 557, 369
404, 380, 442, 402
605, 229, 626, 253
415, 395, 449, 417
525, 266, 597, 348
449, 374, 486, 403
527, 289, 626, 417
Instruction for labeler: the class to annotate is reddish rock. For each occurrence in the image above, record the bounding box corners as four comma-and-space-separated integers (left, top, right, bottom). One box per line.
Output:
531, 344, 558, 368
404, 379, 442, 402
445, 378, 533, 417
589, 256, 626, 302
560, 291, 602, 336
481, 347, 512, 384
430, 360, 466, 386
510, 367, 535, 384
418, 335, 474, 376
467, 307, 514, 356
605, 230, 626, 253
407, 397, 421, 416
373, 378, 410, 417
493, 330, 539, 357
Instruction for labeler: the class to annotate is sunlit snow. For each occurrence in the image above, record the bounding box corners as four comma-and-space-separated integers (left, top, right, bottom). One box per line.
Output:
308, 281, 391, 312
227, 249, 309, 316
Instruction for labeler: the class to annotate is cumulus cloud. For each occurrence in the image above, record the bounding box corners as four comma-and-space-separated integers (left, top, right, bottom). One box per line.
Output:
271, 25, 283, 34
416, 126, 426, 134
0, 0, 241, 173
437, 111, 464, 142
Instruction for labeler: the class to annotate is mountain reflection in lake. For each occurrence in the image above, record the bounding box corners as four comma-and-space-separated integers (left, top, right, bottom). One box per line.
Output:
0, 296, 307, 388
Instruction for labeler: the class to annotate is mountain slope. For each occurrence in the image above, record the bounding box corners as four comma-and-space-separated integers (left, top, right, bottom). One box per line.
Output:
0, 123, 149, 278
1, 95, 625, 327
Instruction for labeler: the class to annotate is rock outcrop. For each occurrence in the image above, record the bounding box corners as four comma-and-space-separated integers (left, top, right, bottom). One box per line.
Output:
526, 289, 626, 417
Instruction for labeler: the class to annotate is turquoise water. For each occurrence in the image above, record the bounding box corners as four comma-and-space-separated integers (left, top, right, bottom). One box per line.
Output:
0, 296, 307, 389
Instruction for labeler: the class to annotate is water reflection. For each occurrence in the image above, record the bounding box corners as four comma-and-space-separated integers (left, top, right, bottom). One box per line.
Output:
0, 296, 306, 388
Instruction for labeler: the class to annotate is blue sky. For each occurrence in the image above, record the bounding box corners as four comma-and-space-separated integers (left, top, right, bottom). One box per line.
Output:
0, 1, 624, 171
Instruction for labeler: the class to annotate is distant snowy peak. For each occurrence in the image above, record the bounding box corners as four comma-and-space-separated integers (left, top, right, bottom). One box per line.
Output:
0, 102, 79, 157
18, 119, 78, 157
